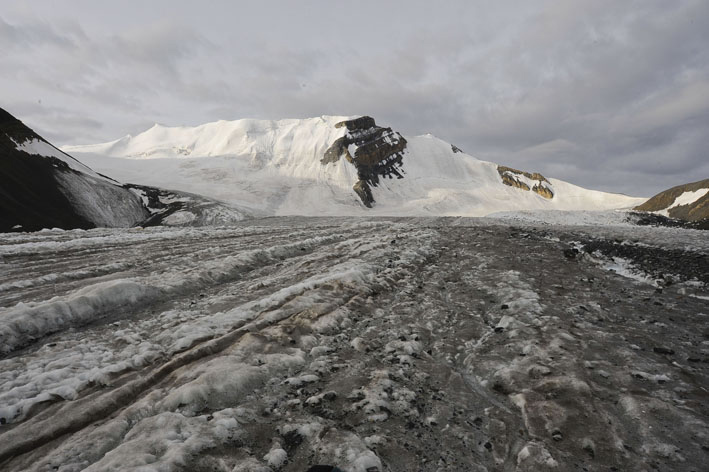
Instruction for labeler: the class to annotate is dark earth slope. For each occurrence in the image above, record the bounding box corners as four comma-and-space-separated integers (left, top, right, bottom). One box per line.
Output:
0, 107, 149, 232
0, 108, 96, 231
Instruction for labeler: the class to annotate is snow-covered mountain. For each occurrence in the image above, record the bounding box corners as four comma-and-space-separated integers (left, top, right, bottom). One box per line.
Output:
66, 116, 647, 217
0, 108, 249, 232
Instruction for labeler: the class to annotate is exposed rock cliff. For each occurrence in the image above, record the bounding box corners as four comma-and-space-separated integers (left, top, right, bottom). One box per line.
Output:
322, 116, 407, 207
634, 178, 709, 221
497, 165, 554, 199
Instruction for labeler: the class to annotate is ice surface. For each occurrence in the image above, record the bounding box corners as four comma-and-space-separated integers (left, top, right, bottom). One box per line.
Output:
488, 209, 636, 226
0, 279, 158, 353
1, 218, 707, 471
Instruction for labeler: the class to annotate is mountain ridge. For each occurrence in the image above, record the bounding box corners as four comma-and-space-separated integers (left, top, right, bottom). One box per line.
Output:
66, 115, 647, 217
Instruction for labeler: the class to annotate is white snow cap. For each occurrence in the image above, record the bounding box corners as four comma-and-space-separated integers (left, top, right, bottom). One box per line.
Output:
66, 115, 647, 217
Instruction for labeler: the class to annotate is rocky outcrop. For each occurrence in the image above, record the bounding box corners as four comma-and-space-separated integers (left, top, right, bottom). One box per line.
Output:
634, 178, 709, 222
497, 165, 554, 199
322, 116, 407, 207
532, 183, 554, 199
352, 180, 374, 208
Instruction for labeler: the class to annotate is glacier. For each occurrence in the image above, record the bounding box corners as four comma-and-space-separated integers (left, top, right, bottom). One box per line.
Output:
1, 218, 707, 471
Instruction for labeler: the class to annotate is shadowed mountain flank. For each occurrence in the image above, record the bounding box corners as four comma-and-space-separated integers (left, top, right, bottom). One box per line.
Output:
0, 108, 250, 232
1, 110, 93, 231
0, 107, 150, 232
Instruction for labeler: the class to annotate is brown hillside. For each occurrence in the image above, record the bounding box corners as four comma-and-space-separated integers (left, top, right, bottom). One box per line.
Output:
635, 178, 709, 221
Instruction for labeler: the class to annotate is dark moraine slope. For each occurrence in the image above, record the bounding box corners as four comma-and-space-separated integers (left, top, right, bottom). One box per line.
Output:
0, 107, 148, 232
1, 108, 250, 232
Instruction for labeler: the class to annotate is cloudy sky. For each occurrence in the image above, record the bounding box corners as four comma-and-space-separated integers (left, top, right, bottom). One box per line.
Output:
1, 0, 707, 196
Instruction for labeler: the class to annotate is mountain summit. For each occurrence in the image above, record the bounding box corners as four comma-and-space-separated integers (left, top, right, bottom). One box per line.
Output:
66, 115, 646, 216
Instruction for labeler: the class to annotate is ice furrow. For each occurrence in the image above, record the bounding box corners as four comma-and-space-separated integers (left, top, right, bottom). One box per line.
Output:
0, 232, 361, 354
1, 219, 707, 472
0, 223, 430, 433
1, 223, 438, 470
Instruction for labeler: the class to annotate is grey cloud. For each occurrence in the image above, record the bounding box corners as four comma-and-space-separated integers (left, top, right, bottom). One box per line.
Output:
0, 16, 80, 51
0, 1, 707, 196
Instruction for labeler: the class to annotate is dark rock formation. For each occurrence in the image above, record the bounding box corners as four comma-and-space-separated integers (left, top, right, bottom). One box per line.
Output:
497, 165, 554, 199
634, 178, 709, 222
125, 184, 248, 227
352, 180, 374, 209
577, 237, 709, 284
628, 211, 709, 230
322, 116, 407, 207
